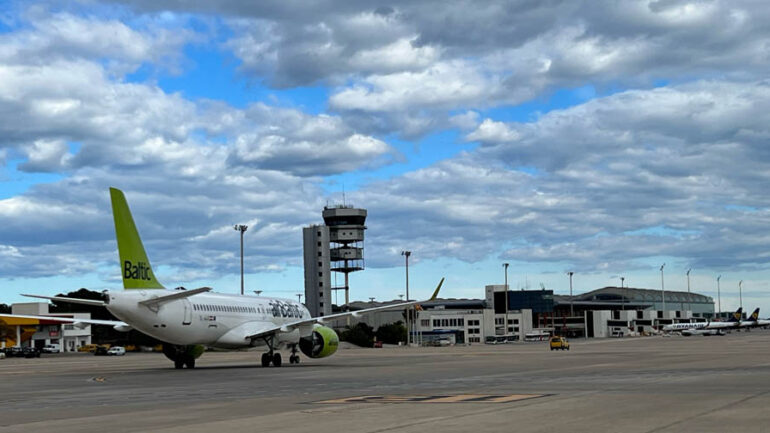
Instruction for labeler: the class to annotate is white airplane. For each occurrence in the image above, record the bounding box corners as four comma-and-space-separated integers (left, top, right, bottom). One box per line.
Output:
1, 188, 442, 369
662, 308, 742, 334
738, 308, 770, 329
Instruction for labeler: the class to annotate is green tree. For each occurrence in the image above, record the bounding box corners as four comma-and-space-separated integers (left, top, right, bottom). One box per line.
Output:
376, 321, 406, 345
340, 322, 375, 348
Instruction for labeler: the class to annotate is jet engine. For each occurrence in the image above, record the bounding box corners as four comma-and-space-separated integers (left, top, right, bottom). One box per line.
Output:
162, 343, 205, 369
299, 325, 339, 358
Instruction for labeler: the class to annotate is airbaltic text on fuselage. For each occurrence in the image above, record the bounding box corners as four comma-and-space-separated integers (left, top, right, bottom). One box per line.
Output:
123, 260, 153, 281
269, 300, 304, 319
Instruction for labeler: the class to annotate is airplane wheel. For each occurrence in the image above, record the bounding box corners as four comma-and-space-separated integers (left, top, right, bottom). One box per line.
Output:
261, 353, 271, 367
185, 358, 195, 369
174, 360, 184, 369
289, 355, 300, 364
272, 353, 282, 367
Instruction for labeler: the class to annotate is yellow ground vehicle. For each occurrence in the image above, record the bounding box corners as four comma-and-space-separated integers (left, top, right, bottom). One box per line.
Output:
78, 344, 100, 353
549, 336, 570, 351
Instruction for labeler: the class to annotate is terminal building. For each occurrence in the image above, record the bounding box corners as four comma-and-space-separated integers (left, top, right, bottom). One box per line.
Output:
334, 285, 715, 344
0, 303, 91, 351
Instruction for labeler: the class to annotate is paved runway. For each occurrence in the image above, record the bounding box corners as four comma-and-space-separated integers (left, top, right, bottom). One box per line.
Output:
2, 332, 770, 433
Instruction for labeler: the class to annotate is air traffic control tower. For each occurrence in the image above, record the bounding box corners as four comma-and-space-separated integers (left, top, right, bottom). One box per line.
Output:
303, 206, 367, 317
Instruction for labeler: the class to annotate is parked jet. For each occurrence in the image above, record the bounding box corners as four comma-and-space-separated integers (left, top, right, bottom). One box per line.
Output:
1, 188, 443, 369
738, 308, 770, 329
662, 308, 742, 334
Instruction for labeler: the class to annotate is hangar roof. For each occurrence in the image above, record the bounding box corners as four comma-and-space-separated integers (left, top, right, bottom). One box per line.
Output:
559, 286, 713, 305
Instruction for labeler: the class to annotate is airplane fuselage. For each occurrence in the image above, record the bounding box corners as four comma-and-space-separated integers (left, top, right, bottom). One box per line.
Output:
663, 321, 737, 332
106, 290, 311, 349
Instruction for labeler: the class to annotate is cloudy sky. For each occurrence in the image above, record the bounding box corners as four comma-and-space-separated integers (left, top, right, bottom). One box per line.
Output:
1, 0, 768, 314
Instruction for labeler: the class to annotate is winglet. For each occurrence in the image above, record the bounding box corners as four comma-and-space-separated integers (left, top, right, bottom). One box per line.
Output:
429, 278, 444, 301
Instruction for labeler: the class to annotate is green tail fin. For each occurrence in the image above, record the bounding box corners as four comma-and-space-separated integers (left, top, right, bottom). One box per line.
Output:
110, 188, 165, 290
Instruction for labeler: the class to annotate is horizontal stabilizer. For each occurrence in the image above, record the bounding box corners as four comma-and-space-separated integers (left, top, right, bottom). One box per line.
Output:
0, 313, 127, 327
21, 294, 106, 307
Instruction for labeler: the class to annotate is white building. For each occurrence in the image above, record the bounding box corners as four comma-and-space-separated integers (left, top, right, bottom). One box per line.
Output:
413, 299, 533, 344
10, 302, 92, 352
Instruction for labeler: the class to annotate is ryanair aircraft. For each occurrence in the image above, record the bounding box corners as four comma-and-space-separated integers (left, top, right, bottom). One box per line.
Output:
2, 188, 442, 369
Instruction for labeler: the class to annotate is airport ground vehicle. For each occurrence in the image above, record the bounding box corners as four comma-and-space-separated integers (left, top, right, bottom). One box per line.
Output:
42, 344, 60, 353
78, 344, 99, 353
94, 346, 109, 356
107, 346, 126, 356
0, 351, 5, 359
549, 336, 570, 351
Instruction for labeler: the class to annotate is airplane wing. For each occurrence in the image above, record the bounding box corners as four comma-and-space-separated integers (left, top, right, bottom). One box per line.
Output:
0, 313, 128, 328
244, 278, 444, 342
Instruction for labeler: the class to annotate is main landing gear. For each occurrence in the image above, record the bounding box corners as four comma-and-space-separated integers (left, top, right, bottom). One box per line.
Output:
259, 337, 300, 367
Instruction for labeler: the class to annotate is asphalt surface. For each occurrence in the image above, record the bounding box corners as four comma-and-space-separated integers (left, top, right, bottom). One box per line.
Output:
1, 332, 770, 433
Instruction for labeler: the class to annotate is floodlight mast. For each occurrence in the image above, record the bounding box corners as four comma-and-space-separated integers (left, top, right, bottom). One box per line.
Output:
504, 263, 510, 335
401, 250, 411, 346
716, 275, 721, 318
567, 271, 575, 317
660, 263, 666, 313
234, 224, 248, 295
685, 268, 692, 312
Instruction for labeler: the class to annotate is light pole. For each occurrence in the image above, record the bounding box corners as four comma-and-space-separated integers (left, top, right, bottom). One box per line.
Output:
660, 263, 666, 313
739, 280, 743, 313
620, 276, 625, 310
296, 294, 302, 303
234, 224, 248, 295
716, 275, 721, 319
684, 268, 691, 312
503, 263, 509, 335
401, 251, 411, 346
567, 271, 575, 317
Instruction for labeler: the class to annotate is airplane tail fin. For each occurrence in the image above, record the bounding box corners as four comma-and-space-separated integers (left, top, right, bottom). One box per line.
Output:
749, 308, 760, 321
110, 188, 165, 290
728, 307, 743, 322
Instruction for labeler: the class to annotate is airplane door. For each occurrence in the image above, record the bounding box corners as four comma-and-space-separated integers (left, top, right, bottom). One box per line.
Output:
182, 300, 192, 326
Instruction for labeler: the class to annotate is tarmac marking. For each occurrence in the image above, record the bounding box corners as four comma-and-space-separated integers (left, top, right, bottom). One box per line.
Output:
316, 394, 547, 404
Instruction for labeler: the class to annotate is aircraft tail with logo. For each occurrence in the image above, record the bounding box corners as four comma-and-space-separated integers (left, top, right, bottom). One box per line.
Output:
110, 187, 165, 290
748, 308, 760, 321
727, 307, 743, 322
